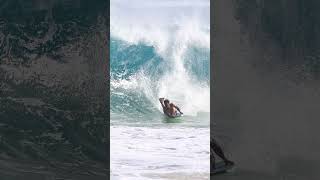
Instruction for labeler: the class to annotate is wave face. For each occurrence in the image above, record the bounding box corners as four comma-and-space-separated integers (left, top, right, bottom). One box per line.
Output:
110, 0, 210, 124
110, 1, 210, 179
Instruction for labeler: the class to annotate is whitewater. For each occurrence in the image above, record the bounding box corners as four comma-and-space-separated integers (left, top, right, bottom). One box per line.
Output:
110, 0, 210, 179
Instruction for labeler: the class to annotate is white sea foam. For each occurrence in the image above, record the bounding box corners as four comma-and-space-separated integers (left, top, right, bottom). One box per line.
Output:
110, 1, 210, 179
110, 126, 210, 180
111, 0, 210, 116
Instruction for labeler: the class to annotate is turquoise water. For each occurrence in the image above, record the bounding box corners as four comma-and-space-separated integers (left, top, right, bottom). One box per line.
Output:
110, 0, 210, 179
110, 37, 210, 125
110, 36, 210, 179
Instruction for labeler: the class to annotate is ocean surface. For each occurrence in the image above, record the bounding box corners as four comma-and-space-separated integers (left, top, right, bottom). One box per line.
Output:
110, 0, 210, 179
0, 1, 108, 179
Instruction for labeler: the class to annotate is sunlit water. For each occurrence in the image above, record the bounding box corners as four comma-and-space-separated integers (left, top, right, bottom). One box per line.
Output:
110, 0, 210, 179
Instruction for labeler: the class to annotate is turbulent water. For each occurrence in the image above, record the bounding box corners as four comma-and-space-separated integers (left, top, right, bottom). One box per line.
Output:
110, 0, 210, 179
110, 37, 210, 125
0, 0, 108, 179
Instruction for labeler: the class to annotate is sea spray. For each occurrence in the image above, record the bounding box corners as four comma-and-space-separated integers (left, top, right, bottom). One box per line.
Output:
111, 0, 210, 119
110, 1, 210, 179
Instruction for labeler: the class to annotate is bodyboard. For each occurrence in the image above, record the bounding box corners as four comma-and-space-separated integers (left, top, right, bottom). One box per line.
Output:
166, 112, 183, 118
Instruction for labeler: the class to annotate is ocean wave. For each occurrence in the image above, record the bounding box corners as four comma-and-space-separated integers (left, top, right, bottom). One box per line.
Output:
110, 1, 210, 120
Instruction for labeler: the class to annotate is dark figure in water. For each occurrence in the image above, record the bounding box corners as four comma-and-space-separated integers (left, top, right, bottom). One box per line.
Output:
211, 138, 234, 169
159, 98, 183, 117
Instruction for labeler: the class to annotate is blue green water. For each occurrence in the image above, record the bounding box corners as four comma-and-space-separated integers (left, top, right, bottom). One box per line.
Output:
110, 0, 210, 179
110, 34, 210, 179
110, 37, 210, 125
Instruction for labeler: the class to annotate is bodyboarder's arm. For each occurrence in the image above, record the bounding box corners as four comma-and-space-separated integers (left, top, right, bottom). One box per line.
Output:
159, 98, 165, 108
174, 105, 183, 114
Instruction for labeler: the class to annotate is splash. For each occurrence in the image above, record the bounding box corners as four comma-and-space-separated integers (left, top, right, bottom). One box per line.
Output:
111, 0, 210, 119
